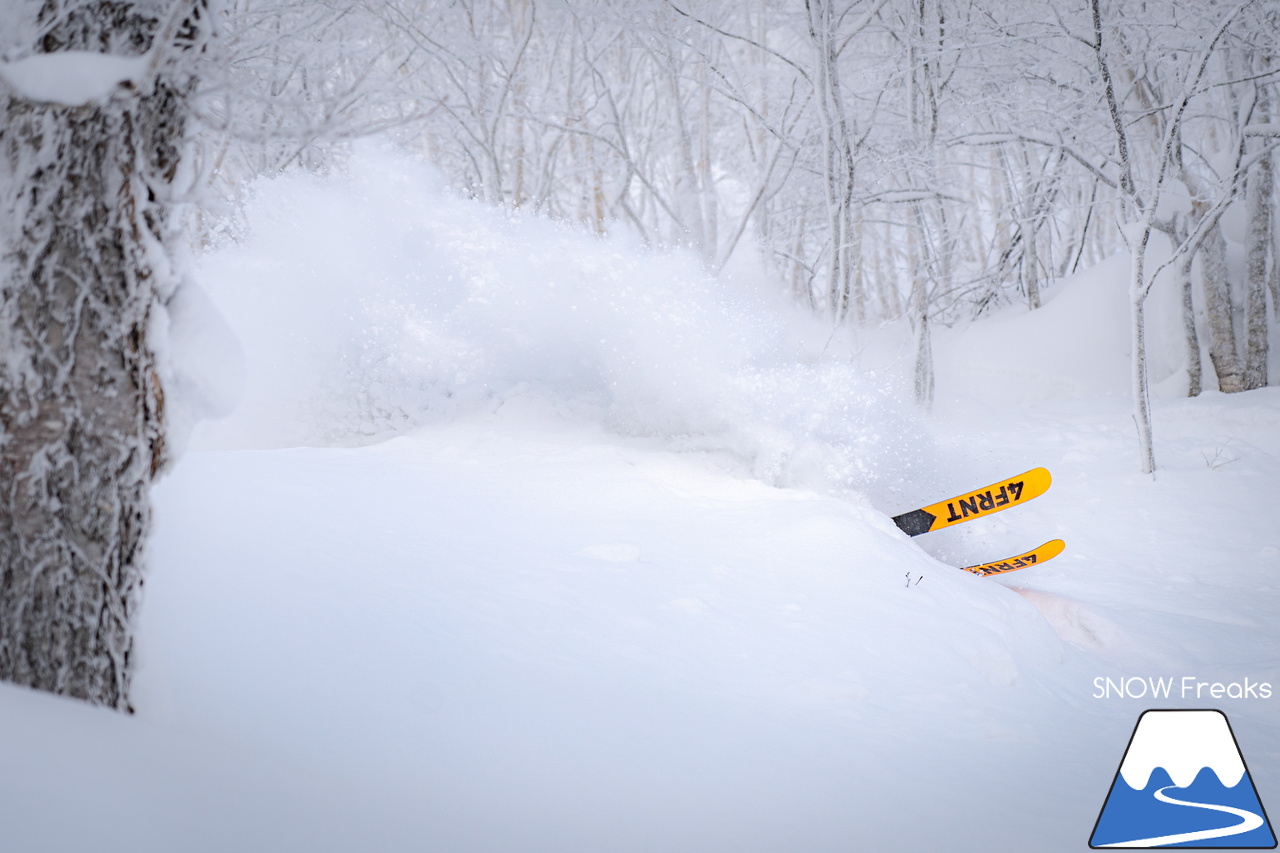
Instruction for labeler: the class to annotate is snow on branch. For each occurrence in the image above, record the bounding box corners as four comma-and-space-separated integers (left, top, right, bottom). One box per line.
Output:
0, 51, 148, 106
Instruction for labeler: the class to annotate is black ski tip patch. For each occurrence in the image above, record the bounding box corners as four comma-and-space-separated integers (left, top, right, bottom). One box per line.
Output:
892, 509, 936, 537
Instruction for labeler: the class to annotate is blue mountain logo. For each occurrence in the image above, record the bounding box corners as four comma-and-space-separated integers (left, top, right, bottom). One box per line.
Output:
1091, 710, 1276, 848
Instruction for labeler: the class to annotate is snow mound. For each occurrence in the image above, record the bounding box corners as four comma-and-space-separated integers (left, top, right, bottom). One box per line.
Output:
934, 251, 1192, 407
129, 405, 1087, 852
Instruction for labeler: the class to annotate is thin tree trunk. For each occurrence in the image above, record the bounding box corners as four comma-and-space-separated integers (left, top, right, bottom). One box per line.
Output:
668, 62, 704, 252
1178, 250, 1203, 397
1023, 220, 1041, 309
807, 0, 855, 320
1130, 226, 1156, 474
697, 57, 717, 259
1015, 141, 1042, 309
851, 207, 866, 326
909, 203, 934, 409
1242, 78, 1272, 390
791, 213, 814, 309
912, 302, 934, 409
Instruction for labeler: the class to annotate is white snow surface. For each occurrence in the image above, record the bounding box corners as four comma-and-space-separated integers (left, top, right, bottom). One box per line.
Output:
0, 50, 147, 105
2, 148, 1278, 852
1119, 710, 1246, 790
153, 279, 247, 457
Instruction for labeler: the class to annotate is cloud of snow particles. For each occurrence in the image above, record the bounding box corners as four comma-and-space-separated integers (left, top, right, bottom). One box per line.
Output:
192, 144, 935, 501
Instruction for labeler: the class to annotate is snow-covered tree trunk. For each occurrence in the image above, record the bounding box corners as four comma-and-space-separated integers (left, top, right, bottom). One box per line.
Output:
0, 0, 205, 709
1177, 249, 1202, 397
908, 202, 934, 409
1199, 217, 1246, 393
1022, 216, 1041, 310
1088, 0, 1252, 472
1242, 75, 1272, 391
1014, 141, 1043, 310
1129, 224, 1156, 474
1271, 228, 1280, 321
806, 0, 857, 321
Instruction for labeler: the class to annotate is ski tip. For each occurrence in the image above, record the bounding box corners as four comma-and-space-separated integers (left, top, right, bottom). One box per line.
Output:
1015, 467, 1052, 495
916, 467, 1053, 533
1037, 537, 1065, 560
962, 539, 1065, 577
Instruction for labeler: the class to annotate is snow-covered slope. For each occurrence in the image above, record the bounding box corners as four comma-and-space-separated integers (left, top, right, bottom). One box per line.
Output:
3, 148, 1277, 853
133, 402, 1102, 852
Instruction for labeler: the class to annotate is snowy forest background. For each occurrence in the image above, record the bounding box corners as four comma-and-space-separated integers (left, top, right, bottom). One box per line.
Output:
5, 0, 1276, 453
8, 0, 1277, 415
3, 1, 1280, 851
179, 0, 1279, 417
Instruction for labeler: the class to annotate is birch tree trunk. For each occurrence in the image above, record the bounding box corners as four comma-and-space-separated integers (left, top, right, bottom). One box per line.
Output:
1242, 75, 1272, 390
1178, 249, 1203, 397
806, 0, 856, 321
1015, 142, 1042, 310
909, 203, 934, 408
1130, 225, 1156, 474
1199, 217, 1246, 392
0, 0, 205, 709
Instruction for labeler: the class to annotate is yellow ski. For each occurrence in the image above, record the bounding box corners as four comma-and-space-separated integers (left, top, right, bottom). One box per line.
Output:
961, 539, 1065, 577
892, 467, 1052, 536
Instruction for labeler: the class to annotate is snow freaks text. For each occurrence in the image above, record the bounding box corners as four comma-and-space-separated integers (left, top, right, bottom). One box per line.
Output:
1093, 677, 1274, 701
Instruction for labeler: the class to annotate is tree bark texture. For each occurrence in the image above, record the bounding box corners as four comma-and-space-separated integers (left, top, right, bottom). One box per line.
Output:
806, 0, 856, 322
1178, 251, 1202, 397
1242, 79, 1272, 391
1197, 218, 1245, 393
1130, 226, 1155, 474
0, 0, 202, 709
